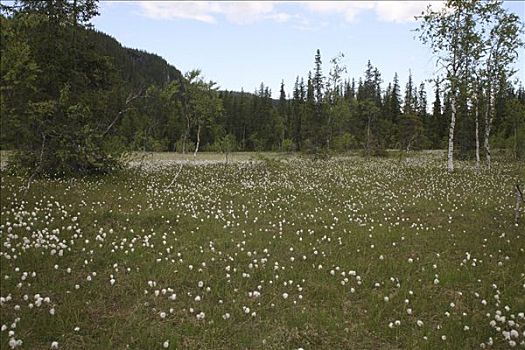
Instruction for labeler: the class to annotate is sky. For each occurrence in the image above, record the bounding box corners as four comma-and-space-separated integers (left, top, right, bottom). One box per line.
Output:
92, 1, 525, 99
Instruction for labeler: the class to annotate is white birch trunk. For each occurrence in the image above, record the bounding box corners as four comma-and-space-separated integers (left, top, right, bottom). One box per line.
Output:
447, 94, 456, 172
484, 92, 493, 171
166, 163, 183, 188
475, 103, 480, 173
193, 124, 201, 159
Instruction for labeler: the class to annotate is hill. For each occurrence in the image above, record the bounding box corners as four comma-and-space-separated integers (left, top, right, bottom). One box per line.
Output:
86, 29, 184, 90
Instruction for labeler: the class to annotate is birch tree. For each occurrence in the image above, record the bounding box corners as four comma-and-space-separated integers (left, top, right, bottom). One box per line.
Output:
418, 0, 523, 172
185, 71, 223, 159
480, 4, 524, 170
417, 0, 480, 172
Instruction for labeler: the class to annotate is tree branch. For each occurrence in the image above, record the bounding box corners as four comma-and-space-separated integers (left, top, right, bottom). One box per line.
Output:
24, 132, 46, 193
102, 90, 144, 137
166, 163, 184, 189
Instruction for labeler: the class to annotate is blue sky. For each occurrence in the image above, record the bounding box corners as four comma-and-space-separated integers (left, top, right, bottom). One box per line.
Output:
92, 1, 525, 99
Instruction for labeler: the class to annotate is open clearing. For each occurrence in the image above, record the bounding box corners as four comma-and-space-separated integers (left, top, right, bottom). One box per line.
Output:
1, 153, 524, 349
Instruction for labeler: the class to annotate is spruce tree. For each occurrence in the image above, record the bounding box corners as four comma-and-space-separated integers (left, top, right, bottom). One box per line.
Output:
390, 73, 402, 124
404, 71, 415, 115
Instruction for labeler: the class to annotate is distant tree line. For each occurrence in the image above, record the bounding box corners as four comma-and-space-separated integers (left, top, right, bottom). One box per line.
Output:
185, 50, 525, 158
69, 47, 525, 159
1, 0, 523, 176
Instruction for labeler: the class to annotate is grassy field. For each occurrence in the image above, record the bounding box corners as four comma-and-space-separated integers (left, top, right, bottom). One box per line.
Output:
0, 152, 524, 349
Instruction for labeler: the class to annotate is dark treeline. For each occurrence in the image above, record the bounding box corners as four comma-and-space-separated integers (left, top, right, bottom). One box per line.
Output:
1, 1, 524, 176
130, 50, 524, 159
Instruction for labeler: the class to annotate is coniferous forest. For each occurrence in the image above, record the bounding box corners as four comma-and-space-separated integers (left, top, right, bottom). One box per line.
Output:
1, 0, 524, 175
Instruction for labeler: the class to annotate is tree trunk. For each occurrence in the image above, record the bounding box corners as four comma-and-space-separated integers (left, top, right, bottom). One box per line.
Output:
366, 115, 371, 158
166, 163, 183, 189
281, 128, 285, 152
327, 111, 332, 149
484, 91, 493, 171
182, 116, 190, 155
447, 94, 456, 172
514, 122, 518, 160
103, 91, 143, 137
516, 183, 524, 225
193, 124, 201, 159
25, 133, 46, 193
242, 125, 246, 151
366, 116, 372, 158
475, 102, 480, 173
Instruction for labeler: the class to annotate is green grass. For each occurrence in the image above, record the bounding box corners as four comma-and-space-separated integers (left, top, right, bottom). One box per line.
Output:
1, 153, 524, 349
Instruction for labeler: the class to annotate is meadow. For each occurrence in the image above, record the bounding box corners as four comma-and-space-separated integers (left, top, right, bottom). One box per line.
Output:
0, 152, 524, 349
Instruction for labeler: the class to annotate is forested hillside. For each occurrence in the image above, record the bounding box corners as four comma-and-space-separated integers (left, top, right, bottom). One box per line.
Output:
1, 0, 523, 176
86, 30, 184, 90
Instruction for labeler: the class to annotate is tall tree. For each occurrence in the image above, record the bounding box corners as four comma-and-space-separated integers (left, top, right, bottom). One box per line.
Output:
312, 49, 325, 147
429, 83, 445, 148
1, 0, 135, 176
480, 2, 524, 170
417, 0, 481, 172
326, 52, 346, 148
185, 71, 223, 158
390, 73, 402, 125
404, 71, 415, 115
278, 80, 288, 146
313, 49, 324, 106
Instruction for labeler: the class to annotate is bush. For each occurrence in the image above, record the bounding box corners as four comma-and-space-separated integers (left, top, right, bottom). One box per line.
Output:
282, 138, 294, 153
8, 91, 125, 177
332, 132, 356, 152
249, 133, 265, 152
175, 139, 195, 153
300, 139, 331, 160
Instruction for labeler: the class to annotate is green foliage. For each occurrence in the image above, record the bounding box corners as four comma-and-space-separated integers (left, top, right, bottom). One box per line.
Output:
399, 114, 424, 152
1, 2, 133, 176
0, 0, 189, 174
211, 133, 236, 154
9, 85, 124, 176
281, 138, 294, 153
332, 132, 356, 152
249, 133, 265, 152
416, 0, 524, 168
175, 139, 195, 153
1, 0, 523, 171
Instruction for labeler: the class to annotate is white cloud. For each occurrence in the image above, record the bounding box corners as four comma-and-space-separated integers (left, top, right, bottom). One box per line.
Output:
374, 1, 445, 23
139, 2, 217, 23
137, 1, 446, 26
302, 1, 445, 24
138, 1, 288, 25
301, 2, 375, 22
216, 2, 275, 25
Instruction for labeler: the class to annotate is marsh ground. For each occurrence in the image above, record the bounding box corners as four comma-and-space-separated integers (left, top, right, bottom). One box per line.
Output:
1, 152, 523, 349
